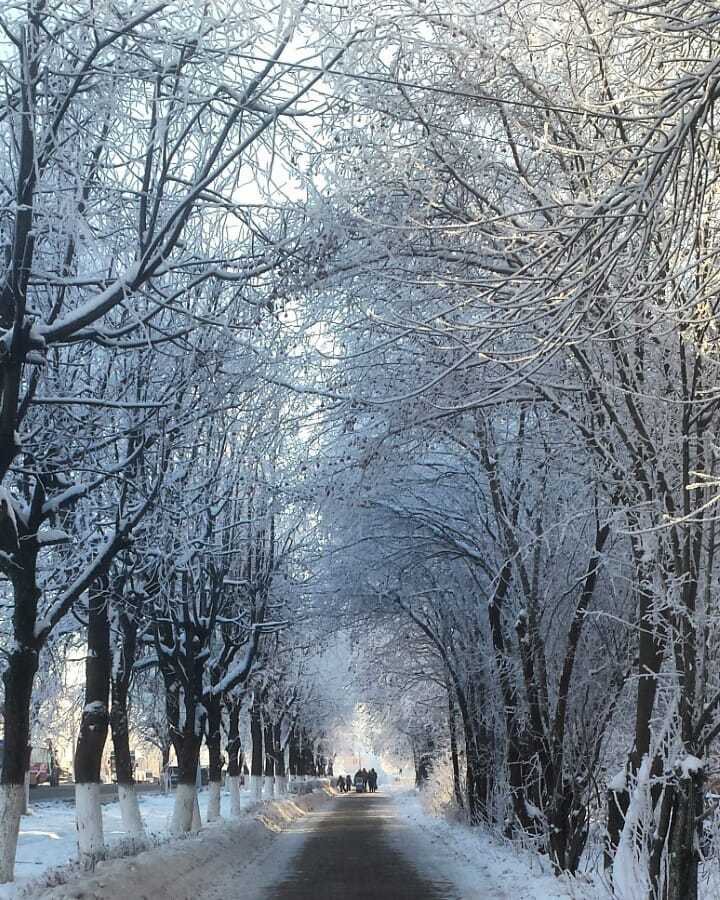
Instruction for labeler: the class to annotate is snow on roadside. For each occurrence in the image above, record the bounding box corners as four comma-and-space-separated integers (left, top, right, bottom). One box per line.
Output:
0, 788, 257, 900
388, 787, 609, 900
21, 786, 334, 900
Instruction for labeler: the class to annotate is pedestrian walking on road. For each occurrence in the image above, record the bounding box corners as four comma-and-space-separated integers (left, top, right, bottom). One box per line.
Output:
345, 774, 352, 792
361, 768, 369, 791
369, 768, 378, 792
336, 774, 345, 793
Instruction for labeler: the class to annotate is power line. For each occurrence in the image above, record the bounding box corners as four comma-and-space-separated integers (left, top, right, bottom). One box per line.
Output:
234, 50, 655, 125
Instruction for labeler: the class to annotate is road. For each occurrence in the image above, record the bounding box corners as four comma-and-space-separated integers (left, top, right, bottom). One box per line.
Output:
30, 781, 162, 803
259, 792, 460, 900
30, 788, 467, 900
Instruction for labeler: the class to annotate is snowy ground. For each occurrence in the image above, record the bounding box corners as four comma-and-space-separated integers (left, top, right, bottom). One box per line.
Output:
391, 788, 720, 900
21, 787, 334, 900
3, 782, 614, 900
0, 786, 259, 899
10, 783, 720, 899
386, 788, 608, 900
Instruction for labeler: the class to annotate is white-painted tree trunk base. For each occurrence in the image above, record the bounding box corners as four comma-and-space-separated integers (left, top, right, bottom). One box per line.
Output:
191, 792, 201, 833
206, 781, 222, 822
263, 777, 275, 800
228, 776, 242, 815
276, 775, 288, 796
75, 783, 105, 868
249, 774, 263, 801
0, 784, 24, 883
118, 784, 145, 836
170, 783, 196, 835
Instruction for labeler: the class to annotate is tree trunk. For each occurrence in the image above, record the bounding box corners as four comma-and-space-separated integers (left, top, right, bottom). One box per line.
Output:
250, 694, 264, 800
413, 728, 435, 786
274, 721, 287, 795
447, 690, 464, 809
263, 720, 276, 799
226, 700, 243, 814
161, 744, 171, 794
463, 735, 481, 820
288, 726, 299, 782
631, 553, 663, 773
300, 730, 314, 779
666, 765, 703, 900
548, 781, 574, 873
74, 582, 111, 867
205, 696, 223, 822
453, 682, 489, 823
0, 578, 40, 884
171, 783, 198, 836
169, 730, 203, 834
110, 605, 144, 837
166, 683, 204, 834
605, 782, 629, 873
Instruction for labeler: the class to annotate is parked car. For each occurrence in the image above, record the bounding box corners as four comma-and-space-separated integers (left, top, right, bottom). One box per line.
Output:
29, 743, 60, 787
164, 765, 211, 787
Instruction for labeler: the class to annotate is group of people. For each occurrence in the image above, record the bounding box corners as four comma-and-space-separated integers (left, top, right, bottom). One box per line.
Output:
336, 767, 379, 793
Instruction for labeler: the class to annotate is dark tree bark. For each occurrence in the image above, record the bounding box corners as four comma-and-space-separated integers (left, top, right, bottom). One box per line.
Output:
605, 784, 629, 872
206, 695, 223, 787
300, 729, 315, 777
274, 721, 285, 778
461, 693, 490, 818
226, 699, 243, 778
264, 720, 276, 781
631, 555, 664, 772
447, 687, 464, 809
1, 527, 43, 794
413, 727, 435, 786
171, 723, 203, 787
162, 666, 204, 790
250, 694, 264, 779
109, 604, 138, 789
288, 726, 299, 778
1, 580, 40, 787
666, 767, 703, 900
74, 581, 111, 784
154, 587, 208, 790
543, 523, 611, 873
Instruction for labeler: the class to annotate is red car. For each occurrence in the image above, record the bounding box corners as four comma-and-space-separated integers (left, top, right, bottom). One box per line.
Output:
29, 744, 59, 787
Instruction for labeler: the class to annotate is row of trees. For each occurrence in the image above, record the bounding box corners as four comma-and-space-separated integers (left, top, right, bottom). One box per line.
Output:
4, 1, 720, 898
296, 3, 720, 900
0, 0, 356, 882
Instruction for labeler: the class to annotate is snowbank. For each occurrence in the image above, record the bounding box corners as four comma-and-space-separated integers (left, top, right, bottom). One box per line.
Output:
2, 784, 333, 900
0, 791, 194, 900
388, 788, 607, 900
23, 786, 333, 900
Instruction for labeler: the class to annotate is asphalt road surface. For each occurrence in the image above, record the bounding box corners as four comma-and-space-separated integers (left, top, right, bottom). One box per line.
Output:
261, 792, 460, 900
30, 781, 162, 803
